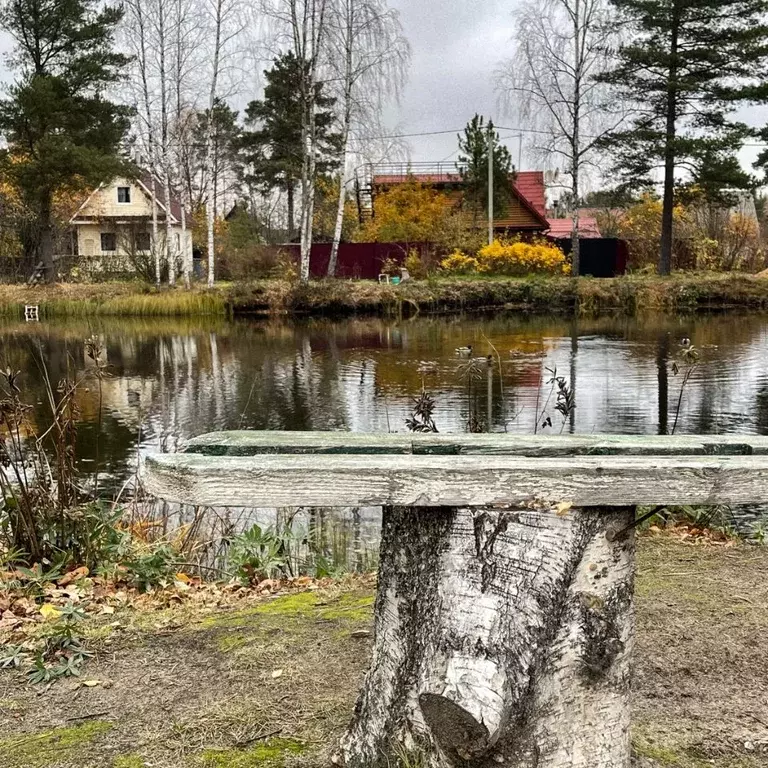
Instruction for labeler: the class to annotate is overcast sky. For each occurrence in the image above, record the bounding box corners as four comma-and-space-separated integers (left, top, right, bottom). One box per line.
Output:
387, 0, 521, 167
0, 0, 765, 187
386, 0, 768, 186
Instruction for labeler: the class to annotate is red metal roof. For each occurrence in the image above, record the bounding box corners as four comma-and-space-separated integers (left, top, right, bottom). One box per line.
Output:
514, 172, 546, 217
546, 217, 602, 239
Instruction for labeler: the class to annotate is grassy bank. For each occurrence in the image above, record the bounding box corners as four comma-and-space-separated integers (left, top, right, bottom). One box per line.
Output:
4, 273, 768, 319
1, 535, 765, 768
232, 272, 768, 316
0, 283, 228, 318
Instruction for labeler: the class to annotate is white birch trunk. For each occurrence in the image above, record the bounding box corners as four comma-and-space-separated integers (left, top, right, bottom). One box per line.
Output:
205, 0, 224, 289
180, 203, 190, 288
150, 174, 161, 283
163, 168, 176, 285
340, 505, 634, 767
328, 119, 350, 278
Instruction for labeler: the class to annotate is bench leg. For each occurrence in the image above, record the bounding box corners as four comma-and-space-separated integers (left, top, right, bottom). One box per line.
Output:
340, 505, 635, 767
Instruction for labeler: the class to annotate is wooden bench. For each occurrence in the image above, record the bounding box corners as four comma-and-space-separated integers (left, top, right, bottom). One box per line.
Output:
144, 432, 768, 768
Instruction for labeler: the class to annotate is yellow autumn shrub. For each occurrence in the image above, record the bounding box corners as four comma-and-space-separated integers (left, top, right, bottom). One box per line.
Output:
439, 250, 480, 274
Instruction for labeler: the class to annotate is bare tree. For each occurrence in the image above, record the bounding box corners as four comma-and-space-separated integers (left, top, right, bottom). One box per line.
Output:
124, 0, 162, 285
262, 0, 332, 281
497, 0, 621, 275
325, 0, 409, 277
154, 0, 177, 285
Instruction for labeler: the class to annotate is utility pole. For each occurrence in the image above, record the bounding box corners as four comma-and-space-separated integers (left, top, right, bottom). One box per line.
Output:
488, 121, 494, 246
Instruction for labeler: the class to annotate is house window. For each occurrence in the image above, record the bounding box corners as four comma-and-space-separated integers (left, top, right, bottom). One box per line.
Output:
117, 186, 131, 204
135, 232, 151, 252
100, 232, 117, 252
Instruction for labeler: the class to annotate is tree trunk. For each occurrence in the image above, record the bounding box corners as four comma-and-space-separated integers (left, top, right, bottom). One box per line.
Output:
287, 183, 295, 241
659, 14, 679, 277
163, 168, 176, 286
570, 0, 581, 278
340, 504, 635, 767
151, 173, 161, 285
39, 192, 55, 283
328, 135, 349, 277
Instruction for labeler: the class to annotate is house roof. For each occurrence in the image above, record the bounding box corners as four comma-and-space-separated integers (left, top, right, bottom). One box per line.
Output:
69, 173, 185, 225
371, 168, 550, 231
514, 172, 546, 217
138, 173, 184, 223
546, 217, 602, 239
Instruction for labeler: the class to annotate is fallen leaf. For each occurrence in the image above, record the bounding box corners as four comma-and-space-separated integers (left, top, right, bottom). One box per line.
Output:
58, 566, 89, 587
271, 669, 283, 679
556, 502, 573, 517
101, 606, 115, 615
39, 604, 62, 621
174, 572, 191, 583
82, 680, 101, 687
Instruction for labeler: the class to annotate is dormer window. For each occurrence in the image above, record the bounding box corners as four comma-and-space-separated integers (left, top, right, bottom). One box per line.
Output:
117, 186, 131, 204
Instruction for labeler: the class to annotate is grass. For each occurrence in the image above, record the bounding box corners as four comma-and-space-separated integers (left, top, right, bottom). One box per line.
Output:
4, 272, 768, 318
0, 282, 227, 318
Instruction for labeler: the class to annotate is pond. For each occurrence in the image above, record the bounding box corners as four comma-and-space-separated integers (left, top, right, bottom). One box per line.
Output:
3, 310, 767, 558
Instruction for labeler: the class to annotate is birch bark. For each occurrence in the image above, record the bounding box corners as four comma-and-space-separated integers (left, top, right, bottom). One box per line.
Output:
340, 504, 634, 767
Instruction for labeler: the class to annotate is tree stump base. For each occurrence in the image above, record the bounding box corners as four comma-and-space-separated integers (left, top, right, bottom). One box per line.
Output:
340, 505, 635, 767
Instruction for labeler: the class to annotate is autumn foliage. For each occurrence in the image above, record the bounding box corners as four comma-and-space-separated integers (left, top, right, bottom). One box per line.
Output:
441, 238, 569, 276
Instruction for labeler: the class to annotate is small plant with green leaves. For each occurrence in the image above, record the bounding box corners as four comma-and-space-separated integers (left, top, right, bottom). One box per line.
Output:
22, 602, 93, 684
228, 524, 290, 584
122, 544, 179, 592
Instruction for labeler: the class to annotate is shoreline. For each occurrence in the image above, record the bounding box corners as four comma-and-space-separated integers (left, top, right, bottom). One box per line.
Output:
3, 273, 768, 318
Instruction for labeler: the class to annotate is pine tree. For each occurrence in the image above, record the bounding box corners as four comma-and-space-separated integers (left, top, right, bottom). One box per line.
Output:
457, 115, 514, 228
0, 0, 132, 282
240, 53, 341, 242
195, 99, 242, 221
601, 0, 768, 275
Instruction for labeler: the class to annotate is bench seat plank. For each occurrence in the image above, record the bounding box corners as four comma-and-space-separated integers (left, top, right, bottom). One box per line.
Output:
144, 452, 768, 508
186, 430, 768, 457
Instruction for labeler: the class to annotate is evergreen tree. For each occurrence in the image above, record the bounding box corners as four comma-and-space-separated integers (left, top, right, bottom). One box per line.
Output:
240, 52, 341, 241
0, 0, 132, 282
601, 0, 768, 275
194, 99, 243, 217
457, 115, 514, 227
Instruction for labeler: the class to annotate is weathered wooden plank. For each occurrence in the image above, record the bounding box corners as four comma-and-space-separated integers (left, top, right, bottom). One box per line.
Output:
143, 452, 768, 508
185, 430, 768, 457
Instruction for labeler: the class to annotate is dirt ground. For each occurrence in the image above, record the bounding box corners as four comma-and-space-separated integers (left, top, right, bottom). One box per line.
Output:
1, 535, 766, 768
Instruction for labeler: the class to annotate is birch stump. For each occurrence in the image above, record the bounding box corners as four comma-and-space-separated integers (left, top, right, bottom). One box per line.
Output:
339, 505, 635, 768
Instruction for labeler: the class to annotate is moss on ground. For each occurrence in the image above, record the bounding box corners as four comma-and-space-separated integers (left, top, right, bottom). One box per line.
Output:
203, 589, 374, 630
200, 738, 304, 768
0, 721, 112, 768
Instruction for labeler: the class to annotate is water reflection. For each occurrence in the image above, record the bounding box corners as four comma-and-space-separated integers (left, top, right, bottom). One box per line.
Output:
3, 312, 768, 482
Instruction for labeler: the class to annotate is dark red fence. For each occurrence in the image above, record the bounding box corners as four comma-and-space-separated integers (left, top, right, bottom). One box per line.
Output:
278, 242, 431, 279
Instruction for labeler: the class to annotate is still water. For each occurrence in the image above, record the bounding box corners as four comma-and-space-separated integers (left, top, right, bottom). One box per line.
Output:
3, 311, 768, 482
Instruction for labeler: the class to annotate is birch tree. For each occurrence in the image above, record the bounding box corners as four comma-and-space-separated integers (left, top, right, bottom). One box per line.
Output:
262, 0, 332, 281
124, 0, 162, 285
154, 0, 176, 285
497, 0, 620, 276
325, 0, 409, 277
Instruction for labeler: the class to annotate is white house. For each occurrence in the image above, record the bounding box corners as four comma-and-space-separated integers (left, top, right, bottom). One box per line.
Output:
70, 175, 193, 274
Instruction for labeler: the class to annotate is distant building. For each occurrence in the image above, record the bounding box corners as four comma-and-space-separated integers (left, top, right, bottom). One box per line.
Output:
70, 175, 192, 273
